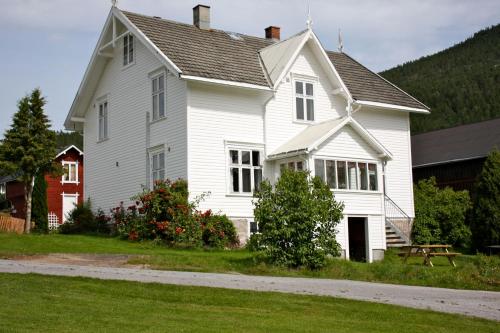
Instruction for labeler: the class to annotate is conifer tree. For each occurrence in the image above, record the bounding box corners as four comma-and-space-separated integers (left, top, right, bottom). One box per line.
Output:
470, 149, 500, 250
0, 89, 57, 233
32, 173, 48, 232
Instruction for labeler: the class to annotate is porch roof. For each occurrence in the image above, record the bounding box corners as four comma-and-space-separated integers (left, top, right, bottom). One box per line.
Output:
268, 116, 392, 160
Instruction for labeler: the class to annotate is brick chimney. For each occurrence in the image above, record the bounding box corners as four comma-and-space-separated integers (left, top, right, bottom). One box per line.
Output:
265, 26, 280, 41
193, 4, 210, 30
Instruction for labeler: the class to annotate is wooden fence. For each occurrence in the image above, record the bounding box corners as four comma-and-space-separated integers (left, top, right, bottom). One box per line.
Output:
0, 215, 25, 234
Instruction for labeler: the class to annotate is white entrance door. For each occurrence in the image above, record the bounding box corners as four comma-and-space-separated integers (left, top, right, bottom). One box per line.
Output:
62, 194, 78, 223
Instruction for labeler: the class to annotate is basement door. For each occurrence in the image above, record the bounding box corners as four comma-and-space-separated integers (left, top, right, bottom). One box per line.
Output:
62, 194, 78, 223
348, 217, 368, 262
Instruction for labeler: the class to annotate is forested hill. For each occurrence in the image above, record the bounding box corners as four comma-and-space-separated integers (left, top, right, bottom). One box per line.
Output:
380, 24, 500, 134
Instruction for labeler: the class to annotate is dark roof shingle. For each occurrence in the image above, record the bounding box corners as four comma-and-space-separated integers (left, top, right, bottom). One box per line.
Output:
411, 118, 500, 167
123, 10, 428, 110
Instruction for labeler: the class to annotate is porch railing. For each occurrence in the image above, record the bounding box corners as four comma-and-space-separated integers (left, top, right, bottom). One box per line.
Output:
384, 195, 412, 245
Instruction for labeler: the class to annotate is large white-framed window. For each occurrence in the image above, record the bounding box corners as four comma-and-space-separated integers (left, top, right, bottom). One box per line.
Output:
123, 34, 134, 67
151, 73, 166, 121
314, 158, 379, 192
150, 149, 166, 186
294, 80, 315, 122
62, 161, 78, 184
227, 146, 263, 195
98, 100, 108, 141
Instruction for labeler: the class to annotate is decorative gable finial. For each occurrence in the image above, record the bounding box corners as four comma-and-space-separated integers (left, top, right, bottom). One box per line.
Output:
306, 2, 313, 30
111, 0, 117, 7
338, 28, 344, 52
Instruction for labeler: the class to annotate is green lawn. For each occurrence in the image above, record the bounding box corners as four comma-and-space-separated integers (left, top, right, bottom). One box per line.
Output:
0, 233, 499, 291
0, 273, 497, 332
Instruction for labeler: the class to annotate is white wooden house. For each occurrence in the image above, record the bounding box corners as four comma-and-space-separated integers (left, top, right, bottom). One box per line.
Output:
65, 4, 429, 262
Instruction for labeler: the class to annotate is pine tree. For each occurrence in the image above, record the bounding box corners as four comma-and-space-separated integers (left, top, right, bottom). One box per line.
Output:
0, 88, 58, 233
32, 174, 48, 232
470, 149, 500, 250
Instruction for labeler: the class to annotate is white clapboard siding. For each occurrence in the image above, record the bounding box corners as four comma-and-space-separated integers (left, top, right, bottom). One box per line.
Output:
354, 108, 415, 217
84, 37, 187, 212
187, 82, 265, 218
265, 42, 346, 154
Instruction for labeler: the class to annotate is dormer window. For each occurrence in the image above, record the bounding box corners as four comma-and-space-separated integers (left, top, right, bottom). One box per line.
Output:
295, 81, 314, 121
123, 34, 134, 66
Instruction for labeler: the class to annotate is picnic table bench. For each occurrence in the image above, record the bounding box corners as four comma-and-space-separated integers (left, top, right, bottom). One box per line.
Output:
398, 245, 461, 267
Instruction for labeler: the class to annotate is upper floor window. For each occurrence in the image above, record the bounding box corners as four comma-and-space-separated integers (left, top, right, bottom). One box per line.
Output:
314, 159, 378, 191
62, 161, 78, 183
228, 148, 263, 194
123, 34, 134, 66
150, 150, 165, 186
152, 74, 166, 120
295, 81, 314, 121
98, 101, 108, 141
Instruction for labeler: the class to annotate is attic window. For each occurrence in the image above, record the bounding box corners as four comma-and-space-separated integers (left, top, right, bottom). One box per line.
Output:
123, 34, 134, 66
226, 32, 243, 41
295, 81, 314, 122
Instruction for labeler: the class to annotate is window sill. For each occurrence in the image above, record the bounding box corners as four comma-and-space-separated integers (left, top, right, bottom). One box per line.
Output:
61, 181, 80, 185
150, 116, 167, 125
226, 193, 254, 198
332, 189, 382, 195
97, 138, 109, 144
122, 61, 135, 71
293, 120, 315, 125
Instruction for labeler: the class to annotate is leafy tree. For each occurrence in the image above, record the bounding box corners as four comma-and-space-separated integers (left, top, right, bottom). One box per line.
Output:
31, 173, 48, 232
252, 170, 344, 269
412, 177, 471, 246
470, 149, 500, 250
0, 89, 58, 233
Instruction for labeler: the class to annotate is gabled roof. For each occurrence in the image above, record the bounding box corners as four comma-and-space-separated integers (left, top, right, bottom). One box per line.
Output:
55, 145, 84, 159
269, 116, 392, 159
412, 118, 500, 167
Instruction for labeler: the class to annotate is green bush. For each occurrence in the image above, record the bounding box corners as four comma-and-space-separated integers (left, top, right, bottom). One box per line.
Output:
253, 169, 344, 269
412, 177, 471, 246
0, 193, 10, 212
470, 149, 500, 251
59, 200, 110, 234
32, 174, 48, 233
200, 211, 239, 249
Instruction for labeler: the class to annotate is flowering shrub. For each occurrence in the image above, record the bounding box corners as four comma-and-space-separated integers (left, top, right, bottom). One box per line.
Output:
113, 179, 238, 248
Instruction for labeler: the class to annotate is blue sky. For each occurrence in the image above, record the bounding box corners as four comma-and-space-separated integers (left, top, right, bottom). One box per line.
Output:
0, 0, 498, 135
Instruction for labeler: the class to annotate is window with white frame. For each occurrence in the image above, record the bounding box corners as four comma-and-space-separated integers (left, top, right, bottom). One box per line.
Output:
62, 161, 78, 183
228, 148, 263, 194
295, 80, 314, 121
150, 150, 165, 185
98, 100, 108, 141
123, 34, 134, 66
314, 159, 378, 191
152, 74, 166, 120
279, 160, 304, 174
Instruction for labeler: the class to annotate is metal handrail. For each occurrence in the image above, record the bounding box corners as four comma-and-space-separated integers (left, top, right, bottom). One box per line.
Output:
384, 195, 412, 244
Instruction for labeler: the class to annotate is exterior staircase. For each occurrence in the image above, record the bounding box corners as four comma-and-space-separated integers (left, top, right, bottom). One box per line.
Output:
384, 195, 412, 247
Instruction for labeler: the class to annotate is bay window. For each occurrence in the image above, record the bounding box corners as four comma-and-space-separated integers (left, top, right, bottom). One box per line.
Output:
315, 158, 378, 191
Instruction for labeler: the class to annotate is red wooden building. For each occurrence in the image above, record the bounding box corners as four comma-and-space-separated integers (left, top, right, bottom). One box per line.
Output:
0, 145, 84, 229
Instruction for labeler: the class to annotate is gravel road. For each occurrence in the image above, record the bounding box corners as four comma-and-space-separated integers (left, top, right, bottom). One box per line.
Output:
0, 259, 498, 321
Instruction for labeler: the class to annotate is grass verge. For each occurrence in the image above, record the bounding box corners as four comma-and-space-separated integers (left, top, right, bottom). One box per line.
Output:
0, 273, 498, 332
0, 233, 499, 291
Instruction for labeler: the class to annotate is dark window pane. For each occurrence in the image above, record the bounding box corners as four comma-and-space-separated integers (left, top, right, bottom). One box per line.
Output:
129, 36, 134, 62
288, 162, 295, 170
296, 97, 304, 120
296, 161, 303, 171
231, 168, 239, 192
314, 159, 325, 181
159, 92, 165, 117
242, 168, 251, 192
306, 99, 314, 121
369, 164, 378, 191
359, 163, 368, 190
295, 81, 303, 94
280, 163, 286, 174
348, 162, 357, 190
159, 153, 165, 169
337, 161, 347, 189
254, 169, 262, 191
241, 151, 250, 165
230, 150, 238, 164
252, 151, 260, 166
158, 75, 164, 90
305, 83, 313, 96
326, 160, 336, 189
152, 77, 158, 92
250, 221, 258, 234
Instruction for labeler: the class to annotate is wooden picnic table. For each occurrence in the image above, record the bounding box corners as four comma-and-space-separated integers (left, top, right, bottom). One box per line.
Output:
398, 245, 461, 267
